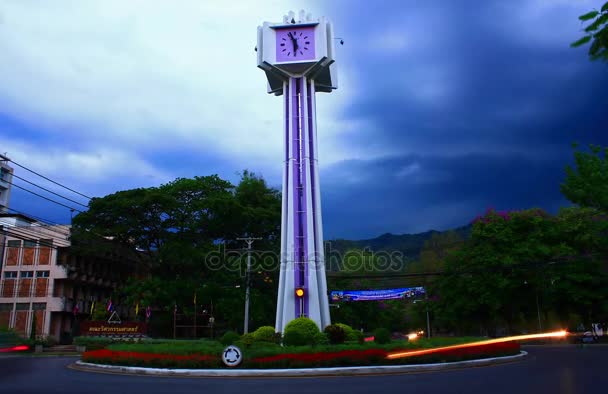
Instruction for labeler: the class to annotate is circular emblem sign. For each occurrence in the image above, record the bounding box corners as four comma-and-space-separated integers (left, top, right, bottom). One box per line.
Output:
222, 345, 242, 367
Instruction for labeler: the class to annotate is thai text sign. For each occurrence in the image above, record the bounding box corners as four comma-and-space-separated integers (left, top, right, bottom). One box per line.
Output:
330, 287, 425, 302
80, 321, 147, 336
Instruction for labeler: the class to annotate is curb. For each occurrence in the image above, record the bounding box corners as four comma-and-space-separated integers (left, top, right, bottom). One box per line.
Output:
70, 351, 527, 378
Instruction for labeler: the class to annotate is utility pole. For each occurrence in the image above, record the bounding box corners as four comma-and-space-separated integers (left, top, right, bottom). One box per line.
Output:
237, 237, 262, 334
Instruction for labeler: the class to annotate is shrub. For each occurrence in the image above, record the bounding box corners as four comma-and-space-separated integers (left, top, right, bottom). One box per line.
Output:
252, 326, 277, 343
324, 324, 347, 345
335, 323, 358, 342
220, 331, 241, 346
313, 332, 329, 346
283, 318, 321, 347
283, 329, 307, 347
238, 333, 256, 348
373, 328, 391, 344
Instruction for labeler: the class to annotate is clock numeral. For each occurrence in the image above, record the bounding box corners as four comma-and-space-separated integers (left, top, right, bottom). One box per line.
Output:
305, 41, 310, 45
300, 50, 303, 55
282, 38, 286, 41
282, 49, 286, 52
304, 47, 308, 50
304, 36, 308, 39
281, 43, 285, 46
300, 32, 302, 36
287, 52, 291, 56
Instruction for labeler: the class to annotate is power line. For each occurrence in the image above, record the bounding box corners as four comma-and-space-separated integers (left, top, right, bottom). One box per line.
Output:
10, 172, 88, 208
3, 178, 83, 213
7, 158, 92, 200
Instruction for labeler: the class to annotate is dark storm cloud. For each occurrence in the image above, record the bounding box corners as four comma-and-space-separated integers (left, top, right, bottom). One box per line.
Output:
320, 153, 570, 239
316, 0, 608, 238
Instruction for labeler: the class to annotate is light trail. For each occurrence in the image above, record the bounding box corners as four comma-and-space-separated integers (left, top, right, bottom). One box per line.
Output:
386, 330, 567, 360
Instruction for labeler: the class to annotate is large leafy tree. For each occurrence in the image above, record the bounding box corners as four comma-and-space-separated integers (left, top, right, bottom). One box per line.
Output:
571, 2, 608, 61
431, 208, 608, 335
72, 172, 282, 334
561, 144, 608, 214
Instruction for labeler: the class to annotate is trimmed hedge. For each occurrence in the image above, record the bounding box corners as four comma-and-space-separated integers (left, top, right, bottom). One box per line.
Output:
374, 328, 391, 344
252, 326, 276, 343
220, 331, 240, 346
283, 317, 320, 346
82, 340, 521, 369
324, 324, 347, 344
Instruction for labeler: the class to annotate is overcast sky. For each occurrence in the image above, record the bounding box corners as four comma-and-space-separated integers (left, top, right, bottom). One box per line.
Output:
1, 0, 606, 240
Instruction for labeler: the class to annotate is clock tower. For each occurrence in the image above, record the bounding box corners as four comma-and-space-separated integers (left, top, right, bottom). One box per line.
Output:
257, 10, 337, 332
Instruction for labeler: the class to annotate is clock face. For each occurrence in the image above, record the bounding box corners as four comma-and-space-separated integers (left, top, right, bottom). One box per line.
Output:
275, 26, 316, 62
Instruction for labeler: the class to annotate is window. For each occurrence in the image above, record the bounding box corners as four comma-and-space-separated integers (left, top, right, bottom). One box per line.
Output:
36, 271, 49, 278
32, 302, 46, 310
3, 271, 17, 278
7, 240, 21, 248
0, 304, 13, 312
20, 271, 33, 278
15, 303, 29, 311
24, 240, 36, 248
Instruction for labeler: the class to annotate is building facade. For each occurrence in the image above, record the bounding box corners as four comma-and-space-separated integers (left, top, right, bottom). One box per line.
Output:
0, 214, 146, 342
0, 154, 13, 213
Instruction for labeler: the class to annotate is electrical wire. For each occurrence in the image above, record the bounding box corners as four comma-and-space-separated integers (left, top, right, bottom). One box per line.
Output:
2, 178, 83, 213
9, 173, 88, 208
6, 158, 92, 200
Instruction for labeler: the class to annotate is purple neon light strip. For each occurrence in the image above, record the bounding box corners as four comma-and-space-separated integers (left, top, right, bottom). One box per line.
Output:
291, 77, 302, 318
300, 77, 309, 318
307, 80, 318, 262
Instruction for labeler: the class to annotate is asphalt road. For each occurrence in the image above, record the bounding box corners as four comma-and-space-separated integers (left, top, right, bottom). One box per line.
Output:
0, 346, 605, 394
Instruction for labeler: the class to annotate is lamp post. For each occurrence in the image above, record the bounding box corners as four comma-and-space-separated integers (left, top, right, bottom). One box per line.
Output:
237, 237, 261, 334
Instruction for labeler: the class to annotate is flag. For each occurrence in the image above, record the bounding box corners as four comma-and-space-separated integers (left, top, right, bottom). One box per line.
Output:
90, 301, 95, 316
135, 303, 139, 316
107, 299, 113, 312
73, 304, 79, 316
174, 303, 177, 316
193, 292, 197, 306
146, 306, 151, 320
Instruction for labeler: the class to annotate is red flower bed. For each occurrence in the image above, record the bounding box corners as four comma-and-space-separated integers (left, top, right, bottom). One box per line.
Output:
81, 341, 520, 369
82, 349, 220, 369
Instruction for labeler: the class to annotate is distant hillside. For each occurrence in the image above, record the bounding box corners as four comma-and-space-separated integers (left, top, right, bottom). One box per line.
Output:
326, 224, 471, 263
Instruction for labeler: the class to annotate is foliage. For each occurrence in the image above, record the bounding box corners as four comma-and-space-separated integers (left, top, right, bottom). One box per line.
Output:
431, 207, 608, 335
238, 333, 256, 348
84, 337, 519, 369
283, 317, 321, 346
72, 171, 282, 336
283, 329, 308, 347
219, 331, 241, 346
571, 2, 608, 61
373, 328, 391, 344
252, 326, 278, 343
561, 144, 608, 213
335, 323, 358, 342
324, 324, 347, 345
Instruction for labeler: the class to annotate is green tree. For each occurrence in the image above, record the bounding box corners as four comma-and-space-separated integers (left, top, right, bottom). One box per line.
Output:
72, 172, 282, 336
561, 144, 608, 213
571, 2, 608, 61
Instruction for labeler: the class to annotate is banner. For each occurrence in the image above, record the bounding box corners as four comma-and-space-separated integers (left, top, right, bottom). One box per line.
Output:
330, 287, 425, 302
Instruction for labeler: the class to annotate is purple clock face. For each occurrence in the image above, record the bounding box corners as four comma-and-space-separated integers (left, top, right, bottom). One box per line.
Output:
275, 26, 316, 62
